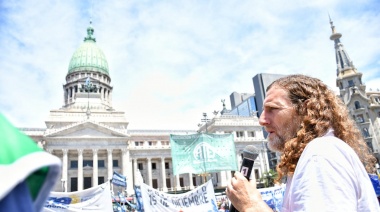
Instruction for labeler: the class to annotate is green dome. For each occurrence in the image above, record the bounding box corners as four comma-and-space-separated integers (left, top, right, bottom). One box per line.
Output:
68, 25, 109, 75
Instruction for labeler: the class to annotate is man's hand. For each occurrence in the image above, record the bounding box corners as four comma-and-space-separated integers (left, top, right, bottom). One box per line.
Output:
226, 172, 272, 212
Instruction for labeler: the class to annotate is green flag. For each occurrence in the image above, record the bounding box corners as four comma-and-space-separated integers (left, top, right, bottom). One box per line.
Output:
170, 133, 238, 175
0, 114, 61, 211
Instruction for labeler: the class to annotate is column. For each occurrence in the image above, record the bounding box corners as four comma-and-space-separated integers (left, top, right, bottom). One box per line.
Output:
147, 157, 152, 186
218, 171, 227, 187
107, 149, 113, 181
104, 89, 108, 102
226, 171, 232, 182
188, 173, 194, 190
122, 149, 134, 195
264, 150, 270, 172
62, 149, 68, 192
259, 152, 265, 175
176, 174, 181, 190
92, 149, 98, 187
78, 149, 83, 191
133, 158, 138, 185
160, 157, 167, 192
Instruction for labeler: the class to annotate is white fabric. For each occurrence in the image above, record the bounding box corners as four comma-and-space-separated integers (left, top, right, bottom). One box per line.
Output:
44, 182, 113, 212
282, 130, 380, 212
140, 179, 218, 212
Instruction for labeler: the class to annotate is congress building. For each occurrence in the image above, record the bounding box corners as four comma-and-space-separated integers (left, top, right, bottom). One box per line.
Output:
22, 23, 269, 196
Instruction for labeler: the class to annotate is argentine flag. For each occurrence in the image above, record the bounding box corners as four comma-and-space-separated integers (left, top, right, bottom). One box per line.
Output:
0, 114, 61, 211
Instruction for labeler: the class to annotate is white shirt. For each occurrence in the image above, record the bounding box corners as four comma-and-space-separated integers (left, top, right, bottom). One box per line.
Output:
282, 130, 380, 212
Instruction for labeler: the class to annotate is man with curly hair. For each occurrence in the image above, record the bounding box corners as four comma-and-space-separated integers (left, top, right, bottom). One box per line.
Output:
226, 74, 380, 211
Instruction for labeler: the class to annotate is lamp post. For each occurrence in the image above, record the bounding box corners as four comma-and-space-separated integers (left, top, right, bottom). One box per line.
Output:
201, 113, 210, 133
84, 77, 97, 119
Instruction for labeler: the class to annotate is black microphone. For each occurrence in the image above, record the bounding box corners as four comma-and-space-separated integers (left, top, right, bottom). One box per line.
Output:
230, 145, 260, 212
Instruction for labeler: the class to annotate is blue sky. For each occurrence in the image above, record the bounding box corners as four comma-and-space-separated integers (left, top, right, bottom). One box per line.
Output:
0, 0, 380, 130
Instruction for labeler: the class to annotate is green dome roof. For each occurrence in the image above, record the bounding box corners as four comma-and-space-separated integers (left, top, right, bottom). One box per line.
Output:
68, 25, 109, 75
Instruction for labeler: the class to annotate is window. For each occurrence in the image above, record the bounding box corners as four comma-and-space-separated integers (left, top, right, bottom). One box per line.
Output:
98, 177, 105, 184
70, 160, 78, 168
356, 114, 364, 123
135, 141, 143, 146
152, 179, 158, 189
138, 163, 143, 170
98, 160, 105, 168
354, 101, 361, 109
152, 163, 157, 170
148, 141, 153, 146
348, 80, 354, 87
363, 128, 370, 138
248, 131, 255, 137
113, 160, 119, 167
236, 131, 244, 138
84, 177, 91, 189
71, 177, 78, 192
165, 162, 170, 169
83, 160, 93, 167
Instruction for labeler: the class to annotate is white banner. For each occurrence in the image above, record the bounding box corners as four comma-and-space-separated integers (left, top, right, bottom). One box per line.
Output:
259, 184, 286, 212
140, 180, 219, 212
43, 182, 113, 212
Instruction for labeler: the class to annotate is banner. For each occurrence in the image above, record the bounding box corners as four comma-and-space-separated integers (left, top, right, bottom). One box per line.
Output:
170, 133, 238, 175
0, 114, 61, 212
43, 182, 112, 212
140, 180, 218, 212
112, 171, 127, 188
259, 184, 286, 212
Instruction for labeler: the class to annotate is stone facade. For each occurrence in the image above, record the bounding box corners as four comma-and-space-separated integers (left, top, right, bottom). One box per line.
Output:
329, 19, 380, 159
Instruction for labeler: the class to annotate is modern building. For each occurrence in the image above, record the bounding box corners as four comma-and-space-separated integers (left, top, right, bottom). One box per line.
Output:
251, 74, 286, 171
329, 19, 380, 161
22, 23, 270, 195
252, 73, 286, 118
227, 92, 257, 117
230, 92, 254, 109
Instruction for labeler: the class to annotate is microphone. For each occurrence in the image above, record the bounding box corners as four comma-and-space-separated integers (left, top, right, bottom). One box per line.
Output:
230, 145, 260, 212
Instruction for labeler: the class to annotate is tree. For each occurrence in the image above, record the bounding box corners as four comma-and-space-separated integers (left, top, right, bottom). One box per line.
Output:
259, 169, 278, 188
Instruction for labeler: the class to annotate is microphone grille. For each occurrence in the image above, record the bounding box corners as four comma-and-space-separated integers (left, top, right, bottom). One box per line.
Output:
243, 145, 260, 160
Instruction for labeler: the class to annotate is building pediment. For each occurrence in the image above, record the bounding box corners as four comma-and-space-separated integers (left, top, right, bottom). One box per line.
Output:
44, 120, 129, 138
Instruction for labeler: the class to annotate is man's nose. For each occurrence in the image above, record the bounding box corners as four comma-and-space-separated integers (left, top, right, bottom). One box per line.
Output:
259, 111, 269, 126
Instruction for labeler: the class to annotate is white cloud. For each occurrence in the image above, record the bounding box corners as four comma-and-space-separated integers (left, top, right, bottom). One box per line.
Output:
1, 0, 380, 130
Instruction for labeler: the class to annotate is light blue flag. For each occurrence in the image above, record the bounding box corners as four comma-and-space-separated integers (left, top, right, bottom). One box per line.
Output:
170, 133, 238, 175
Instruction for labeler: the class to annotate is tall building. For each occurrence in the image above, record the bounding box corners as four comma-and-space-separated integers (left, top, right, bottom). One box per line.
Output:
252, 73, 286, 171
227, 92, 257, 117
230, 92, 254, 109
252, 73, 286, 118
329, 19, 380, 161
22, 23, 270, 195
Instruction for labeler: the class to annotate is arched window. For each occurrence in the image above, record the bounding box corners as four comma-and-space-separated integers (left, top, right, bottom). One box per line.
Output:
355, 101, 361, 109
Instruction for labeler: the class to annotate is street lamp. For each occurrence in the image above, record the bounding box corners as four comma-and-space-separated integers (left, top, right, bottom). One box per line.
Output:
201, 113, 210, 133
83, 77, 97, 119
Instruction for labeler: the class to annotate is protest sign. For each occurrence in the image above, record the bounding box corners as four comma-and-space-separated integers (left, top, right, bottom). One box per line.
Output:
140, 180, 219, 212
44, 182, 112, 212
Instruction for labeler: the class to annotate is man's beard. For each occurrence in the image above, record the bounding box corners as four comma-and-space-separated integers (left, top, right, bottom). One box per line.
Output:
267, 121, 300, 152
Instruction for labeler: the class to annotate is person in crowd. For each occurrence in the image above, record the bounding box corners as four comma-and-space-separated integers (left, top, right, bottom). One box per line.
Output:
226, 74, 380, 211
